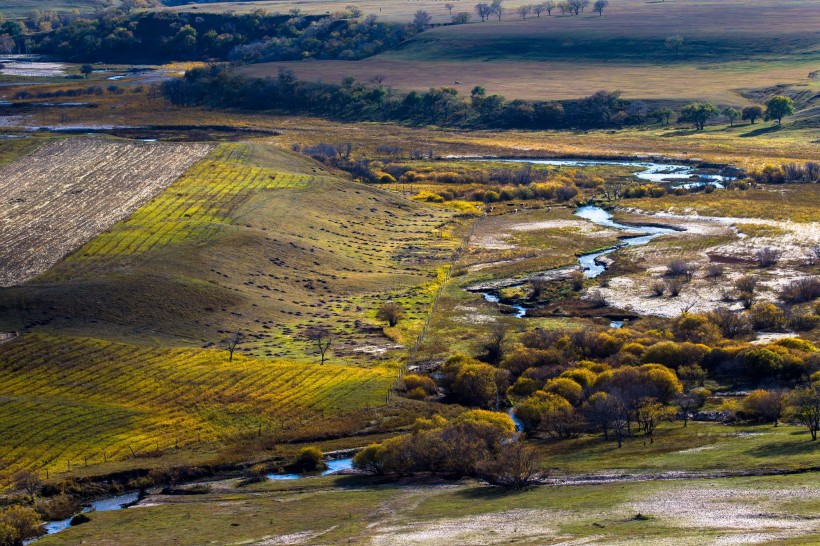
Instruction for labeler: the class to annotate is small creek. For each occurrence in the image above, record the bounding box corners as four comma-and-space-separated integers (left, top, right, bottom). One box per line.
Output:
472, 205, 680, 317
489, 158, 728, 188
25, 492, 139, 543
33, 457, 354, 541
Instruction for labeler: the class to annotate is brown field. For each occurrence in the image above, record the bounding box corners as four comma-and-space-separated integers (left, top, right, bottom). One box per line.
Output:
0, 138, 213, 287
240, 58, 819, 103
157, 0, 820, 31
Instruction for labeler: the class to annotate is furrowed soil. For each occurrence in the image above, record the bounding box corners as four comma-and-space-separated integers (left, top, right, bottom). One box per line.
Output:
0, 138, 213, 287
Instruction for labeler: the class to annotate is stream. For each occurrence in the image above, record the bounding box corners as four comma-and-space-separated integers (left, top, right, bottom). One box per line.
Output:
32, 458, 354, 541
489, 158, 728, 188
470, 157, 711, 317
474, 205, 680, 318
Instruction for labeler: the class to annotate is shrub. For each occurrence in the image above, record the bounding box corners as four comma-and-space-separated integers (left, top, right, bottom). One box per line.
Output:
403, 374, 437, 395
781, 277, 820, 304
650, 280, 666, 297
666, 260, 696, 279
0, 505, 43, 545
543, 377, 584, 406
756, 247, 781, 267
666, 277, 684, 297
708, 308, 752, 339
748, 303, 786, 330
788, 310, 820, 332
294, 446, 327, 473
735, 276, 758, 295
705, 264, 724, 279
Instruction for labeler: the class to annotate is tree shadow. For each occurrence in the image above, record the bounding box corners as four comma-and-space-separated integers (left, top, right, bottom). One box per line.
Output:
739, 125, 782, 138
455, 484, 532, 500
744, 436, 819, 459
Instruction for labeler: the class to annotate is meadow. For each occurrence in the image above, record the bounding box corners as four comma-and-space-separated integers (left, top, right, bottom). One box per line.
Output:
33, 468, 820, 545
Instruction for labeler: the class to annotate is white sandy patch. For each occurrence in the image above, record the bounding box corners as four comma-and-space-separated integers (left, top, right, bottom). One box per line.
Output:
369, 509, 564, 545
752, 332, 798, 345
248, 526, 337, 545
630, 487, 820, 545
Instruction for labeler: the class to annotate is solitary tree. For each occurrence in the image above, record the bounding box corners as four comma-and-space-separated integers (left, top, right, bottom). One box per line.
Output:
80, 64, 94, 79
517, 4, 532, 19
412, 10, 432, 30
445, 2, 455, 15
543, 0, 555, 15
765, 95, 795, 125
665, 35, 684, 58
533, 3, 546, 16
788, 385, 820, 440
303, 325, 334, 364
220, 331, 246, 362
376, 301, 405, 327
723, 107, 742, 126
452, 11, 472, 23
742, 105, 764, 124
593, 0, 608, 16
12, 471, 42, 501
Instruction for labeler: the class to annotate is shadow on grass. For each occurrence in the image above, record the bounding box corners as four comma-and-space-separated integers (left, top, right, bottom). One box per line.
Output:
744, 435, 819, 458
455, 485, 533, 500
740, 125, 782, 138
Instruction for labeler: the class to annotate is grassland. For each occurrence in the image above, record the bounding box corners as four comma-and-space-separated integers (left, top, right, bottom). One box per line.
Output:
34, 469, 820, 545
0, 0, 108, 17
0, 334, 394, 481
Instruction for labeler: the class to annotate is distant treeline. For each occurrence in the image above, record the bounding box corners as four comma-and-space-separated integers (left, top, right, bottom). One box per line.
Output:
162, 65, 659, 130
32, 11, 416, 63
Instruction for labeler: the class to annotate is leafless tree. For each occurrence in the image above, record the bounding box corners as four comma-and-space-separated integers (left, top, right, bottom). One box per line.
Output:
13, 471, 43, 500
445, 2, 455, 14
221, 331, 246, 362
303, 325, 334, 364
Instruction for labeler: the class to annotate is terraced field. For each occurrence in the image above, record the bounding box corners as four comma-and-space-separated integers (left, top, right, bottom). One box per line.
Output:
0, 138, 213, 287
0, 334, 394, 479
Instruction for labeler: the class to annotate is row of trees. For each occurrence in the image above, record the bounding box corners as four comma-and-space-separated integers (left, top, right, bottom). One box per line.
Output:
165, 66, 786, 132
30, 10, 417, 63
678, 96, 795, 131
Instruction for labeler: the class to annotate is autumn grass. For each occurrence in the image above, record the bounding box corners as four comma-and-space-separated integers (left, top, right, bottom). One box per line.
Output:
0, 141, 464, 363
622, 185, 820, 223
0, 333, 396, 482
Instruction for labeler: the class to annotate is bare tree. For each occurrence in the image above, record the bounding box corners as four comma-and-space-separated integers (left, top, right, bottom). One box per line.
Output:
490, 0, 504, 20
445, 2, 455, 14
543, 1, 555, 15
304, 325, 334, 364
665, 35, 684, 59
533, 3, 546, 17
475, 2, 493, 20
221, 331, 246, 362
517, 4, 532, 19
593, 0, 608, 16
13, 471, 43, 500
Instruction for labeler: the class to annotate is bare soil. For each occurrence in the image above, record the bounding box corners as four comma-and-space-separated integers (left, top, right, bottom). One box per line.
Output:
0, 138, 213, 286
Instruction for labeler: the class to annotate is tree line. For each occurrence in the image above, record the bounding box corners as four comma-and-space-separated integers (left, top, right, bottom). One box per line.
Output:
26, 9, 417, 63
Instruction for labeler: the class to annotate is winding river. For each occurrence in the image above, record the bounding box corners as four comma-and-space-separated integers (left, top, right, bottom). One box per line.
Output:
471, 156, 711, 316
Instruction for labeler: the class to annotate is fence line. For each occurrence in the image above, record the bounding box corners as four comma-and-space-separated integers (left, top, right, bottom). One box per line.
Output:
387, 211, 486, 402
